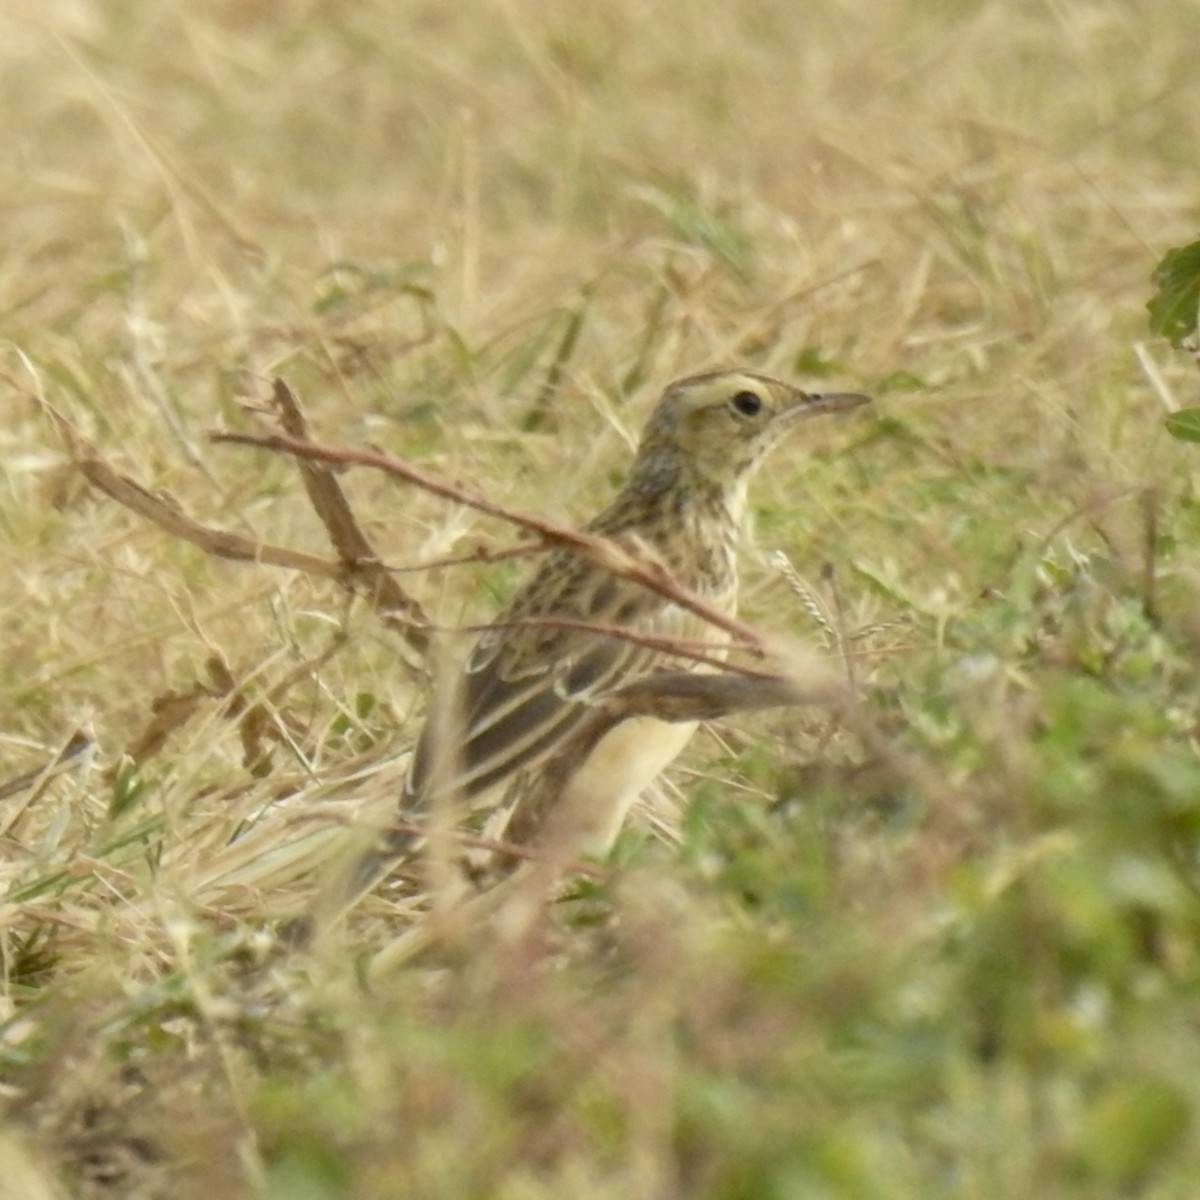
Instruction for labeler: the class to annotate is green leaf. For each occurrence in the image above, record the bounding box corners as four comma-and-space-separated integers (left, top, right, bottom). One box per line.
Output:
637, 184, 753, 278
793, 346, 845, 377
1072, 1076, 1190, 1186
1148, 240, 1200, 344
873, 369, 925, 393
108, 760, 147, 818
1164, 407, 1200, 443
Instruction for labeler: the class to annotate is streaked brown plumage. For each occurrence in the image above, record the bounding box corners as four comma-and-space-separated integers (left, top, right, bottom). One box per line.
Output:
367, 369, 869, 887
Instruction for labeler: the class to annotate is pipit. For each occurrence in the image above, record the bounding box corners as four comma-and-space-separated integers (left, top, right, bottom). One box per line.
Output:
365, 370, 868, 890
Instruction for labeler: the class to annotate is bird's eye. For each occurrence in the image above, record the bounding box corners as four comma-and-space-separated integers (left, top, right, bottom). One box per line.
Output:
731, 390, 763, 417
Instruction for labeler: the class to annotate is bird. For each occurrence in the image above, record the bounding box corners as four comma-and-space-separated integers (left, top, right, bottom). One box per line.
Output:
360, 369, 869, 894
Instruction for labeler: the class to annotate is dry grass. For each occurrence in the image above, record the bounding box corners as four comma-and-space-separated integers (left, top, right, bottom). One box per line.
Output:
2, 0, 1200, 1196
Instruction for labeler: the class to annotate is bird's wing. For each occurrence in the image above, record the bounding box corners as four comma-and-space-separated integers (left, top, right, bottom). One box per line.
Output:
404, 550, 667, 813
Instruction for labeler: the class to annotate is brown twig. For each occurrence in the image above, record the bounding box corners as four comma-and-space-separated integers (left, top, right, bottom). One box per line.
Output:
44, 391, 433, 655
269, 379, 430, 653
385, 541, 540, 574
355, 666, 831, 899
73, 441, 343, 579
507, 668, 834, 842
54, 380, 770, 660
464, 615, 763, 677
210, 425, 769, 653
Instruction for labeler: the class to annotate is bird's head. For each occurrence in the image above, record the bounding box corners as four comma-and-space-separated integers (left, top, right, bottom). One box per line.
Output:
628, 370, 870, 511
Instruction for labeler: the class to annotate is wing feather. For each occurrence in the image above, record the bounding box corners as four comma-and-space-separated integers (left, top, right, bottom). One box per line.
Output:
404, 552, 661, 813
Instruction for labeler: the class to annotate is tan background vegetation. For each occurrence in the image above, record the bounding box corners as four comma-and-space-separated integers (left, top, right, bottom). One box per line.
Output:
1, 1, 1199, 1196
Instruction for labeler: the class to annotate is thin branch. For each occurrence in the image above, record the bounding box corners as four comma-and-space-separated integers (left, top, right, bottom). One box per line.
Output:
74, 437, 343, 578
351, 666, 831, 903
385, 541, 540, 574
603, 668, 824, 722
210, 425, 768, 653
44, 391, 433, 654
268, 378, 430, 653
507, 668, 835, 843
464, 615, 767, 678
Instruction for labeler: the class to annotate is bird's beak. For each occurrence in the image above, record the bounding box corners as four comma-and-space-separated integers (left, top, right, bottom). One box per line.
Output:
784, 390, 872, 420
